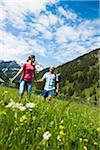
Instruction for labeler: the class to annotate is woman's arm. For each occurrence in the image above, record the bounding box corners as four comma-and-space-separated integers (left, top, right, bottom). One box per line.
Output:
10, 67, 23, 82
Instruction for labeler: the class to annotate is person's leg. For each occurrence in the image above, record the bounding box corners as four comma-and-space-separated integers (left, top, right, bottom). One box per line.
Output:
42, 90, 48, 100
19, 80, 25, 99
48, 90, 55, 101
27, 81, 33, 99
48, 95, 52, 101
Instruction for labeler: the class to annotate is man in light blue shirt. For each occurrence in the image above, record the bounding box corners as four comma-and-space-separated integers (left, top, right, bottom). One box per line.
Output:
37, 65, 59, 101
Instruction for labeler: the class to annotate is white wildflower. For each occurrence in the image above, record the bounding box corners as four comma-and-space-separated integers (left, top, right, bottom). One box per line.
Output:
43, 131, 51, 140
5, 99, 15, 108
18, 106, 26, 111
15, 103, 23, 108
26, 102, 35, 108
57, 135, 61, 142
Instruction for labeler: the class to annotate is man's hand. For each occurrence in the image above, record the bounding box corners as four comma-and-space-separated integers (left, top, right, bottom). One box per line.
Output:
55, 89, 59, 96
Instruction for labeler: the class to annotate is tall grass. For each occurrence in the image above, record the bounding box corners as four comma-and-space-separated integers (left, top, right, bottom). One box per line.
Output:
0, 86, 99, 150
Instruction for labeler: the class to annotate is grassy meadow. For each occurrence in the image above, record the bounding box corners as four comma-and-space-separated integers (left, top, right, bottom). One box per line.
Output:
0, 86, 99, 150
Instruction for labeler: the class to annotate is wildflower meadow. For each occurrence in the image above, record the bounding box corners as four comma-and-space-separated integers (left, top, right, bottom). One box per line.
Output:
0, 86, 99, 150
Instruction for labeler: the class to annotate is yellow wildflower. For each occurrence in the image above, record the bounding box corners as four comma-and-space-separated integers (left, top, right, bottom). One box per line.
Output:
93, 142, 98, 145
59, 131, 65, 137
32, 116, 36, 122
0, 111, 6, 116
59, 124, 64, 130
27, 130, 30, 133
20, 115, 27, 123
37, 127, 41, 130
79, 138, 83, 142
84, 145, 87, 150
4, 91, 8, 94
96, 127, 100, 132
74, 124, 77, 127
84, 139, 88, 142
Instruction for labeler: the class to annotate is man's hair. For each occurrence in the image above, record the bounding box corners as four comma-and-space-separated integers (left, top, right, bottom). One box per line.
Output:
50, 65, 55, 69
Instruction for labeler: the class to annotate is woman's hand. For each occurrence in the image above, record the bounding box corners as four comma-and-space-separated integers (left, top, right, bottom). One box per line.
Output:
9, 78, 14, 83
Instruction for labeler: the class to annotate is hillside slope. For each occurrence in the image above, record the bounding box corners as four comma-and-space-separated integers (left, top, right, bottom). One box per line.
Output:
37, 48, 99, 102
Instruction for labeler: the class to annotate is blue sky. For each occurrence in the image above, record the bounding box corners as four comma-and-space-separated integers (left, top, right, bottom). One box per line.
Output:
0, 0, 99, 69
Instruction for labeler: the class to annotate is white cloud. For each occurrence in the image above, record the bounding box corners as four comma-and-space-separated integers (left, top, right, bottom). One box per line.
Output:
54, 18, 99, 63
0, 0, 99, 66
0, 5, 7, 22
0, 29, 29, 60
27, 39, 47, 56
33, 23, 47, 33
48, 13, 58, 26
0, 28, 47, 63
43, 30, 52, 39
38, 14, 50, 28
58, 6, 77, 20
0, 0, 48, 29
56, 25, 78, 43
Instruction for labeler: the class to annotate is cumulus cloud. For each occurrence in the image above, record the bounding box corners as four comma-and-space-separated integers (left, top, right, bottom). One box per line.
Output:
58, 6, 77, 20
0, 0, 99, 66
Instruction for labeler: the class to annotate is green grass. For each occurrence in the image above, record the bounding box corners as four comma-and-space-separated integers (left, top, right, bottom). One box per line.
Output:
0, 86, 99, 150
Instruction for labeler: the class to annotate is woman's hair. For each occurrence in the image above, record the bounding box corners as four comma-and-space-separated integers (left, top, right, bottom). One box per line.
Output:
27, 54, 35, 62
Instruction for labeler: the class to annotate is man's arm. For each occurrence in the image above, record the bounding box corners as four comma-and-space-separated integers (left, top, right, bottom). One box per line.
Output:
37, 76, 45, 83
56, 83, 59, 94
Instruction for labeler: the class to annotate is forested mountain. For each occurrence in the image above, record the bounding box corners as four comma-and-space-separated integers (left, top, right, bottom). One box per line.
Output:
37, 48, 99, 102
0, 60, 20, 82
0, 49, 99, 103
0, 60, 44, 82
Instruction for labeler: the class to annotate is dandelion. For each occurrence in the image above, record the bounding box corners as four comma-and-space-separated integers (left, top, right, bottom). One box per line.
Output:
26, 102, 35, 108
59, 124, 64, 130
43, 131, 51, 141
59, 131, 65, 137
93, 142, 98, 145
79, 138, 83, 142
84, 145, 87, 150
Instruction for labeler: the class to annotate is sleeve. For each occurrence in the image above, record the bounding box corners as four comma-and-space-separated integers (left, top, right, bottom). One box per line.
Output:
22, 63, 26, 70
